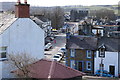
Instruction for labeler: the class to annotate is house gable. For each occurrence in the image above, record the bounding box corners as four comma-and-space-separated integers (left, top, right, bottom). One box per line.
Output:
1, 18, 44, 59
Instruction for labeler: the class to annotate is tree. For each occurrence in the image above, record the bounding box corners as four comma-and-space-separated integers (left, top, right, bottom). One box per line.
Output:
89, 9, 116, 21
31, 7, 64, 29
51, 7, 64, 29
8, 53, 37, 78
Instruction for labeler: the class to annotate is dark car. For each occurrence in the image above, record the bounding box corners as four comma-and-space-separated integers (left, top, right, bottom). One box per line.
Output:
95, 70, 113, 77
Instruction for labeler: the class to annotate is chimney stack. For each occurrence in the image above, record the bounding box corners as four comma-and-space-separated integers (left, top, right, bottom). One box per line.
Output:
15, 0, 30, 18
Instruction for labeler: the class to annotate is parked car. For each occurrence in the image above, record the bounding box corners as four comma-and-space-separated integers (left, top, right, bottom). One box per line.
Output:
49, 37, 54, 41
45, 43, 52, 51
95, 70, 113, 77
51, 30, 59, 35
50, 33, 56, 38
58, 47, 66, 53
56, 52, 63, 57
52, 54, 62, 61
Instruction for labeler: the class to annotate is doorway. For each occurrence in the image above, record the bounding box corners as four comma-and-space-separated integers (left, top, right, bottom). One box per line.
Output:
78, 62, 83, 71
109, 65, 115, 76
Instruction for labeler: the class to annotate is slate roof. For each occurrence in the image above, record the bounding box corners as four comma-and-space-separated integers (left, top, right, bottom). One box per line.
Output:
66, 35, 97, 50
33, 15, 49, 22
13, 59, 85, 79
0, 13, 16, 35
98, 37, 120, 52
31, 16, 44, 25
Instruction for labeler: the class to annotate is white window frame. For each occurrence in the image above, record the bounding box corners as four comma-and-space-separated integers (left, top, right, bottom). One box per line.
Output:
99, 48, 105, 58
70, 49, 75, 57
86, 61, 91, 70
87, 50, 92, 58
70, 60, 75, 69
0, 46, 7, 61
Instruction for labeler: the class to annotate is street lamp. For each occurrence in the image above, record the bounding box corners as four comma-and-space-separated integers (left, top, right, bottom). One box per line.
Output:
98, 44, 105, 77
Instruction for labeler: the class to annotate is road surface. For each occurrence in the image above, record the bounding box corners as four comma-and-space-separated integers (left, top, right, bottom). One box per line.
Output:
44, 33, 66, 59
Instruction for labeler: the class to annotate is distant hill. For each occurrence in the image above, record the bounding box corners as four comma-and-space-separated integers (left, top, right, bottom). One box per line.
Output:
62, 5, 118, 15
0, 2, 53, 13
0, 2, 15, 11
0, 2, 118, 14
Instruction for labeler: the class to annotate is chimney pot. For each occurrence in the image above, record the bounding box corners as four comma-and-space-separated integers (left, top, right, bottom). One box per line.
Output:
17, 0, 21, 4
24, 0, 27, 4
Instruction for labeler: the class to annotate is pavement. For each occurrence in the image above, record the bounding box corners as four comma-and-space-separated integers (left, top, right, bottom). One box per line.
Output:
44, 33, 66, 59
82, 76, 120, 80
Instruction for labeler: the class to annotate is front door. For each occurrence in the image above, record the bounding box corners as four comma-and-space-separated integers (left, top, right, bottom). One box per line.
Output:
109, 65, 115, 76
78, 62, 83, 71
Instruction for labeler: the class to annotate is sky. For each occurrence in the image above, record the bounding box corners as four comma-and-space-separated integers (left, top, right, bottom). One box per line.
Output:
0, 0, 120, 6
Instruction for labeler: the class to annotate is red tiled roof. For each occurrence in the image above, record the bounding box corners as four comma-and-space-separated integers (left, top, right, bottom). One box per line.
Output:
13, 59, 85, 79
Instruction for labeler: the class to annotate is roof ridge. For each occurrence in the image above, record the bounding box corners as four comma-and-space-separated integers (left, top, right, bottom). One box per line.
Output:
48, 60, 56, 79
33, 58, 52, 64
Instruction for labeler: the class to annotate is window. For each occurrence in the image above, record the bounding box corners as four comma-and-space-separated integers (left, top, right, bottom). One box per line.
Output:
70, 60, 75, 69
86, 50, 92, 58
86, 61, 92, 70
1, 52, 6, 58
70, 49, 75, 57
99, 48, 105, 58
0, 46, 7, 59
94, 52, 96, 58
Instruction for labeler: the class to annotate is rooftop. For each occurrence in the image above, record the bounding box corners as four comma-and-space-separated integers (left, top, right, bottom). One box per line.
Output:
0, 12, 16, 35
66, 35, 97, 50
98, 37, 120, 52
12, 59, 85, 79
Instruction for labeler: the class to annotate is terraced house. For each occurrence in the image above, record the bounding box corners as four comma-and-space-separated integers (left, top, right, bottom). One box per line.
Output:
66, 35, 97, 74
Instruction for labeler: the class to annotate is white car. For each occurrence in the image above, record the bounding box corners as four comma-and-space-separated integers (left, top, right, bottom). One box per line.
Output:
52, 54, 62, 61
51, 30, 59, 35
56, 52, 63, 57
49, 37, 54, 41
58, 47, 66, 53
45, 43, 52, 51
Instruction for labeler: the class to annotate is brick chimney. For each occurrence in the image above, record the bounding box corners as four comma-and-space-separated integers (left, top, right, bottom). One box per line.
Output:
15, 0, 30, 18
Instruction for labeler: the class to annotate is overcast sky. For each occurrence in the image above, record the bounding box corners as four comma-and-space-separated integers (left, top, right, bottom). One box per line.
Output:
0, 0, 120, 6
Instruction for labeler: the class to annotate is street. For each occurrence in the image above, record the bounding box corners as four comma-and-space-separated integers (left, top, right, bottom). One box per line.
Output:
44, 33, 66, 59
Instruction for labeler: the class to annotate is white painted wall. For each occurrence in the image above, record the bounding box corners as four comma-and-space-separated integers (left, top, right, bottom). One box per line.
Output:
0, 35, 2, 79
0, 18, 45, 78
92, 29, 103, 36
94, 51, 119, 77
70, 23, 79, 34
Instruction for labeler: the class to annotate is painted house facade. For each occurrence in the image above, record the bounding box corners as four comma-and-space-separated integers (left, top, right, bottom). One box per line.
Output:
0, 0, 44, 78
94, 37, 120, 77
92, 25, 104, 37
66, 22, 79, 35
66, 35, 97, 74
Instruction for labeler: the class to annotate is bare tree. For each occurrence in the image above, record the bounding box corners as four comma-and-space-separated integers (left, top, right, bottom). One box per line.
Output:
89, 9, 116, 21
51, 7, 64, 29
31, 7, 64, 29
8, 53, 37, 78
